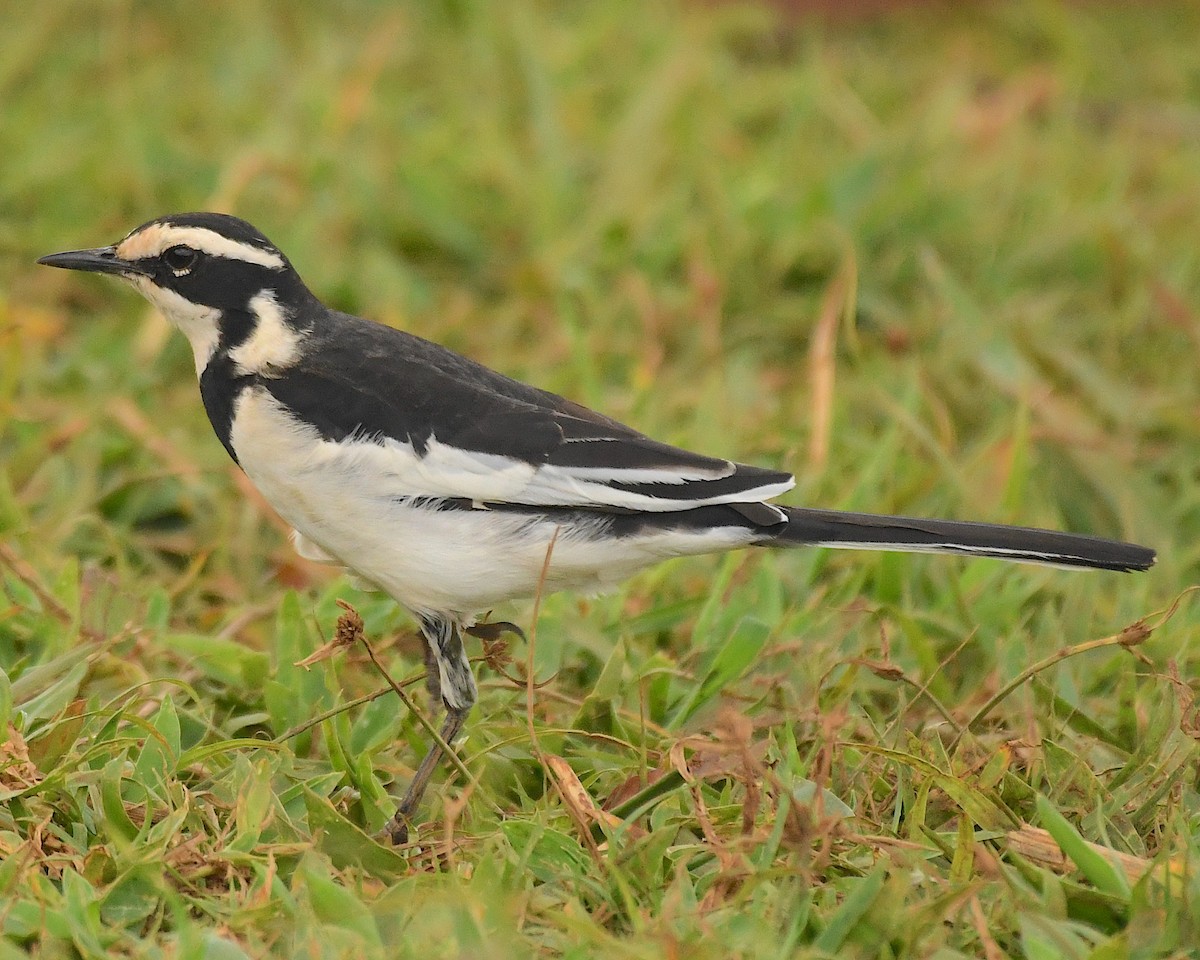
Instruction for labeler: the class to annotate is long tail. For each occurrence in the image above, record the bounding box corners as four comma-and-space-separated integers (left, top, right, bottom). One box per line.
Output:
768, 506, 1156, 572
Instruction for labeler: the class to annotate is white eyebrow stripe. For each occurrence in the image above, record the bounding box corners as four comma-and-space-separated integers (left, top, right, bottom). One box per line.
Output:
116, 223, 285, 269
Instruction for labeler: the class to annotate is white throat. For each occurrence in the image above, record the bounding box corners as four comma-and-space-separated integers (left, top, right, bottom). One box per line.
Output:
128, 275, 221, 376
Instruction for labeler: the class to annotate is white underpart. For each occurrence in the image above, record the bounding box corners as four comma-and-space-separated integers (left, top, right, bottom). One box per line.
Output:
127, 275, 221, 375
117, 223, 285, 269
291, 530, 381, 590
231, 387, 759, 615
229, 291, 303, 375
291, 530, 336, 563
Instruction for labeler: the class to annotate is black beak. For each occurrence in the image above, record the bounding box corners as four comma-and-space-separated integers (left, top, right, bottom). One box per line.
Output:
37, 246, 153, 278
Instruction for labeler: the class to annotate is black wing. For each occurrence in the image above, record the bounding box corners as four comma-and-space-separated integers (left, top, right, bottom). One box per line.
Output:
262, 313, 794, 511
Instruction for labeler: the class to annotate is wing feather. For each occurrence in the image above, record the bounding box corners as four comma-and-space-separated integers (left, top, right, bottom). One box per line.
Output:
264, 315, 794, 511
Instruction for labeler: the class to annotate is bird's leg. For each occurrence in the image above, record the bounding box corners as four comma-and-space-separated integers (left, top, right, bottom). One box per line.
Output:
385, 615, 476, 845
385, 705, 468, 845
421, 630, 442, 706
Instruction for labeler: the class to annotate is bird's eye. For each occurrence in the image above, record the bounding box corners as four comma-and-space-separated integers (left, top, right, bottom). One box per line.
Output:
163, 245, 198, 273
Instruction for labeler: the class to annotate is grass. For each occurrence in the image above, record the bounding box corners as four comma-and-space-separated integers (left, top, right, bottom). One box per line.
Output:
3, 0, 1200, 956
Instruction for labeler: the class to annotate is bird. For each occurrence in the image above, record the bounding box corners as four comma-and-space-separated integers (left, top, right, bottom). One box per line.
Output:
39, 212, 1156, 843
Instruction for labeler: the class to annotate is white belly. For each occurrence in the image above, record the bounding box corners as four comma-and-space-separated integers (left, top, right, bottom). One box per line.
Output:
228, 386, 751, 616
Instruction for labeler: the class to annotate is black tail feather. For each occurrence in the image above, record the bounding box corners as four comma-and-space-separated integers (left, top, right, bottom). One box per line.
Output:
767, 506, 1155, 573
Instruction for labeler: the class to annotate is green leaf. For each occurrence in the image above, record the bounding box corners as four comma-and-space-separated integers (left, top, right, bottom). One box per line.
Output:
100, 873, 160, 928
13, 660, 87, 722
26, 698, 86, 770
198, 934, 255, 960
935, 775, 1017, 832
0, 666, 11, 731
572, 637, 627, 733
161, 633, 269, 689
264, 593, 331, 738
3, 898, 73, 941
812, 867, 887, 954
606, 770, 686, 824
1035, 794, 1131, 901
0, 935, 32, 960
144, 587, 172, 630
134, 692, 181, 789
501, 820, 596, 885
299, 859, 382, 946
228, 757, 275, 852
100, 758, 140, 845
10, 647, 93, 703
688, 554, 743, 649
789, 778, 854, 820
177, 738, 280, 770
59, 866, 109, 957
348, 693, 403, 757
949, 814, 974, 886
669, 616, 770, 727
0, 470, 22, 536
301, 788, 408, 881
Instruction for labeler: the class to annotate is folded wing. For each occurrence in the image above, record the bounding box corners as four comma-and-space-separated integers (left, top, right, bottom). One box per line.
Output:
265, 319, 794, 512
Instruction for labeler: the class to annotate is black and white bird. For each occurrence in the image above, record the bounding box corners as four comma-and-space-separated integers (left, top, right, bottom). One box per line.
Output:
39, 213, 1155, 842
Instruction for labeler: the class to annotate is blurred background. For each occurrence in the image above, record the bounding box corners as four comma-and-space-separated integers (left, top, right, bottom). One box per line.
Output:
7, 1, 1194, 604
3, 1, 1200, 956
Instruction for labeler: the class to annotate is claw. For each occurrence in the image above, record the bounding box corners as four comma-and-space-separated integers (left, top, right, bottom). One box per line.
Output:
383, 814, 411, 846
464, 620, 527, 643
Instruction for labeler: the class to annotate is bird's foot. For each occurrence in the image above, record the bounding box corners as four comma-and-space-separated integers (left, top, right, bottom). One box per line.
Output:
464, 620, 527, 643
381, 705, 468, 845
382, 809, 412, 846
465, 619, 524, 672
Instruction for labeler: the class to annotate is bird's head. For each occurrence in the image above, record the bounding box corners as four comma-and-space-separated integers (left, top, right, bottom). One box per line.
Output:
39, 213, 315, 375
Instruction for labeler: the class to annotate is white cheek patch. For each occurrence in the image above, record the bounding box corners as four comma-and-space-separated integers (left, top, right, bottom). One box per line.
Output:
127, 275, 220, 376
117, 223, 285, 270
229, 291, 304, 376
